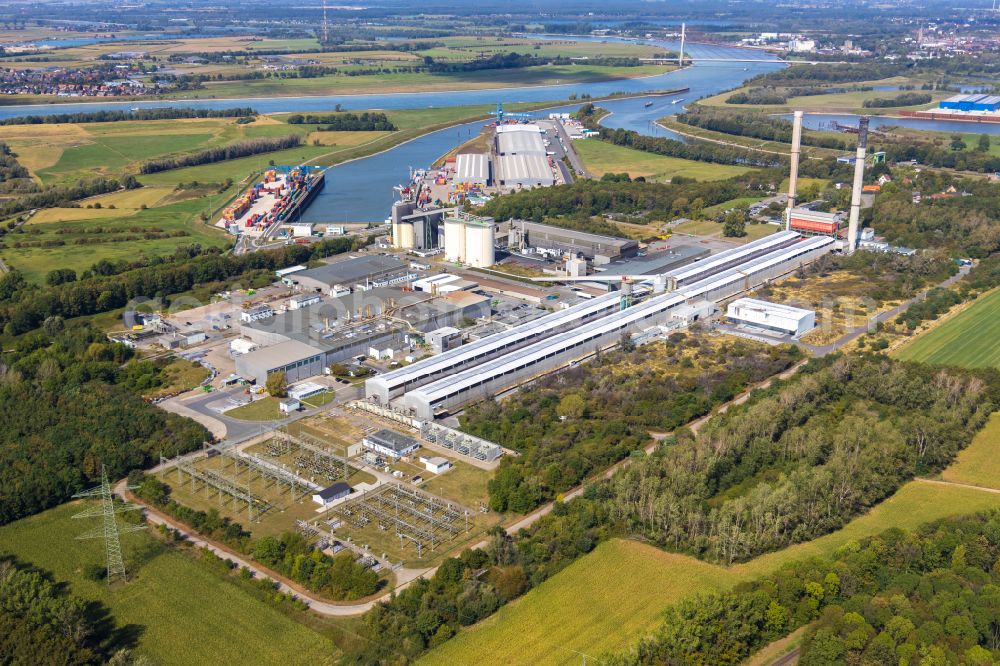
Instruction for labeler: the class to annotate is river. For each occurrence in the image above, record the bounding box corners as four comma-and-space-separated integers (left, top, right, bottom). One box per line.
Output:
6, 36, 985, 221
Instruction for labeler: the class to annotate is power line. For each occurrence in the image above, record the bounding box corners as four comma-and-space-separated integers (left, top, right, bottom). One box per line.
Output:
72, 465, 146, 584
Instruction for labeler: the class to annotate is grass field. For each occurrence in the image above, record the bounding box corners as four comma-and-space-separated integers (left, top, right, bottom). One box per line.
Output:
420, 460, 493, 508
700, 77, 948, 114
226, 396, 284, 421
673, 218, 778, 242
895, 288, 1000, 368
0, 502, 336, 666
142, 358, 211, 400
940, 412, 1000, 490
574, 139, 752, 182
426, 415, 1000, 665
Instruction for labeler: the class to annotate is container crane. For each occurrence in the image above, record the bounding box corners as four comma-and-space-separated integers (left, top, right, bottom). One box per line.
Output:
490, 102, 533, 124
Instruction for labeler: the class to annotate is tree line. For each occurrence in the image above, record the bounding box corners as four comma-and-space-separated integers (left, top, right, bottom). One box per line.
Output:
603, 355, 997, 564
676, 107, 853, 151
130, 473, 380, 601
0, 107, 257, 126
863, 91, 933, 108
286, 111, 396, 131
138, 135, 301, 174
0, 234, 364, 336
0, 175, 139, 219
461, 337, 803, 514
0, 141, 35, 195
577, 104, 785, 169
607, 510, 1000, 666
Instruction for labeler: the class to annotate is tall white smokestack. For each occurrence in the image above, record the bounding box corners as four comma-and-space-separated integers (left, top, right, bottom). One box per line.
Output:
679, 23, 686, 67
846, 116, 870, 254
785, 110, 803, 231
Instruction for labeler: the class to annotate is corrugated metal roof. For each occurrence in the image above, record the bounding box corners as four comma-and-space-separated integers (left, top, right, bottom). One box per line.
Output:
239, 340, 324, 368
456, 153, 490, 182
498, 154, 553, 184
496, 130, 545, 156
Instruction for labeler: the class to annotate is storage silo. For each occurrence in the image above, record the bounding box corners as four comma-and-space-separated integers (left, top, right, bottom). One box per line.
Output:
464, 218, 496, 268
443, 216, 466, 263
396, 221, 416, 250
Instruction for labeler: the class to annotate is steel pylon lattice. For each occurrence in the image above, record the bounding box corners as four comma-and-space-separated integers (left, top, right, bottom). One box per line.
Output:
72, 465, 146, 584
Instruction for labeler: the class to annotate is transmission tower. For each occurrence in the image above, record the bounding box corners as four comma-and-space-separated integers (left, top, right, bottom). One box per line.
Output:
72, 466, 146, 584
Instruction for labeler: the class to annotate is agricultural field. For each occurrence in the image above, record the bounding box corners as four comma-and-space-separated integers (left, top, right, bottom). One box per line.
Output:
0, 502, 337, 666
895, 287, 1000, 368
420, 539, 738, 666
574, 139, 753, 181
940, 412, 1000, 490
657, 116, 844, 159
427, 474, 1000, 665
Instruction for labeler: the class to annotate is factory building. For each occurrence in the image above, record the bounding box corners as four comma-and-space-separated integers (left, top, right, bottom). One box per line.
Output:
426, 326, 462, 354
495, 154, 554, 189
443, 213, 496, 267
362, 429, 420, 459
939, 94, 1000, 112
235, 339, 326, 386
727, 298, 816, 337
390, 200, 452, 251
365, 291, 626, 404
591, 245, 710, 285
239, 287, 491, 374
504, 220, 639, 263
787, 208, 840, 236
288, 293, 321, 310
494, 125, 546, 156
241, 304, 275, 323
455, 153, 491, 187
292, 255, 413, 294
400, 235, 835, 419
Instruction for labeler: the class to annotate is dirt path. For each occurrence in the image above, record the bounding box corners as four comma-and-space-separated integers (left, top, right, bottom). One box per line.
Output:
915, 477, 1000, 495
116, 478, 433, 616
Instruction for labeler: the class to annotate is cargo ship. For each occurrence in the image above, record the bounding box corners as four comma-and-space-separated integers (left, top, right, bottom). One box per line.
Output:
218, 165, 325, 236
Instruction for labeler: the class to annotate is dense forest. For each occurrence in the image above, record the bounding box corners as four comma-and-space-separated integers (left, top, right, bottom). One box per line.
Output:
138, 135, 302, 174
608, 511, 1000, 666
286, 111, 396, 131
477, 176, 748, 224
0, 556, 139, 665
605, 355, 997, 564
0, 325, 208, 525
873, 173, 1000, 255
0, 107, 257, 126
461, 337, 803, 513
0, 234, 365, 335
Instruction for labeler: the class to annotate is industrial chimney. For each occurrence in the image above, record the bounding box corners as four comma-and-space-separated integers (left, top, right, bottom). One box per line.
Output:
785, 110, 803, 231
846, 116, 870, 254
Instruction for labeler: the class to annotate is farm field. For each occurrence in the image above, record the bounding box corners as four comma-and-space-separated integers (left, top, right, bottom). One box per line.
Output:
0, 502, 336, 666
574, 139, 753, 181
657, 117, 845, 158
895, 287, 1000, 368
940, 412, 1000, 490
425, 415, 1000, 665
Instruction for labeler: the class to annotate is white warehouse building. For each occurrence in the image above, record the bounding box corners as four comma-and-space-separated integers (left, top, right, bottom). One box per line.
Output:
727, 298, 816, 337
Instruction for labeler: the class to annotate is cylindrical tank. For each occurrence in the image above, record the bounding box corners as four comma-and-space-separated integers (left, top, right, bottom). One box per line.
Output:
464, 222, 495, 268
396, 221, 415, 250
444, 217, 466, 263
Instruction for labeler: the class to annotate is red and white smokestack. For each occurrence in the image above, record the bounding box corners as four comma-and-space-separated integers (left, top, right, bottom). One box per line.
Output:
785, 110, 803, 231
846, 116, 870, 254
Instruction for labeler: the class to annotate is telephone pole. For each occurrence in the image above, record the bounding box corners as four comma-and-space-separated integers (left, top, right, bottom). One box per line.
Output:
73, 466, 146, 584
